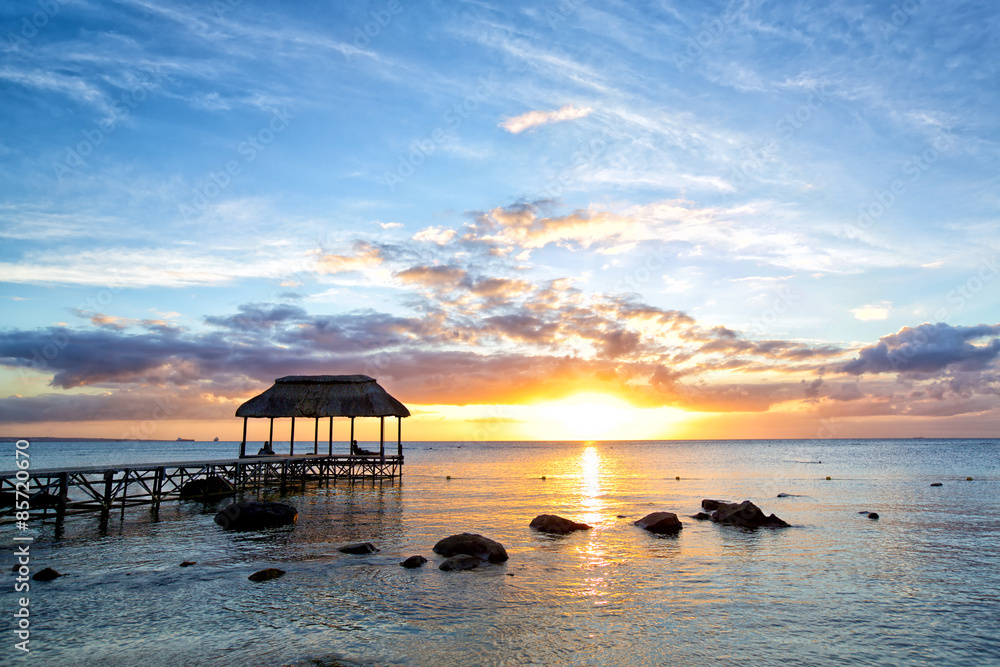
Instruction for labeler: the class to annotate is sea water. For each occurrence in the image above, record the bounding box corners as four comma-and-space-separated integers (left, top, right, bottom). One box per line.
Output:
2, 439, 999, 666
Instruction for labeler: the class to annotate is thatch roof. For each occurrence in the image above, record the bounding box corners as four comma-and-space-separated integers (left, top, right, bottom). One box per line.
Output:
235, 375, 410, 419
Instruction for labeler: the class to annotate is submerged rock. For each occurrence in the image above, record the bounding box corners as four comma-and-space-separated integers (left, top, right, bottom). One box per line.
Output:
179, 475, 236, 499
179, 561, 196, 567
930, 482, 943, 487
33, 567, 61, 582
248, 568, 285, 582
690, 512, 711, 521
399, 555, 428, 569
439, 554, 482, 571
701, 499, 731, 511
433, 533, 508, 563
710, 501, 790, 528
214, 502, 297, 531
529, 514, 592, 535
634, 512, 683, 535
338, 542, 379, 555
867, 512, 880, 520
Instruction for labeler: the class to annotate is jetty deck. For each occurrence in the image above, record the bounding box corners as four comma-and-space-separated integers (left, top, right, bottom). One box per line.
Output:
0, 453, 403, 523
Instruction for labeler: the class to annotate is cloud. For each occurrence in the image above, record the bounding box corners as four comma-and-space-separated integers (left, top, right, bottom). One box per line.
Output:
499, 104, 593, 134
851, 304, 891, 321
840, 323, 1000, 375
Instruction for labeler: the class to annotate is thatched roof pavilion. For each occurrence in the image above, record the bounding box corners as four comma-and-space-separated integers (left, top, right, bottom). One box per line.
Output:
235, 375, 410, 458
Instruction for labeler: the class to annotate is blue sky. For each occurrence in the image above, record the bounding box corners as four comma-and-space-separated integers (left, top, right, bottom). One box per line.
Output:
1, 0, 999, 440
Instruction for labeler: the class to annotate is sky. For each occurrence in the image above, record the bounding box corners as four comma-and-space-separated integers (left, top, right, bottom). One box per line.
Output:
1, 0, 999, 442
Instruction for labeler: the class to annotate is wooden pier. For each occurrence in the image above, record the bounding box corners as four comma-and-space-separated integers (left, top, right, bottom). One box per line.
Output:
0, 453, 403, 524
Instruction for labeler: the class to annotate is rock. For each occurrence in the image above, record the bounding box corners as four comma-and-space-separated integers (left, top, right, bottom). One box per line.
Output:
214, 502, 297, 531
179, 561, 196, 567
439, 555, 482, 571
33, 567, 61, 581
701, 499, 731, 511
777, 493, 804, 498
433, 533, 509, 563
338, 542, 379, 555
690, 512, 711, 521
399, 555, 427, 569
710, 500, 790, 528
180, 475, 236, 499
858, 510, 871, 514
529, 514, 591, 535
867, 512, 880, 520
634, 512, 683, 535
248, 568, 285, 582
930, 482, 943, 487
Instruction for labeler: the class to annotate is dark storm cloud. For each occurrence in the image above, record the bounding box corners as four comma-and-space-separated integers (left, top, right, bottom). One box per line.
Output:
841, 323, 1000, 375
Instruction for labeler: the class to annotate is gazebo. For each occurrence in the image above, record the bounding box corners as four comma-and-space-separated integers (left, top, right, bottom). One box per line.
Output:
235, 375, 410, 458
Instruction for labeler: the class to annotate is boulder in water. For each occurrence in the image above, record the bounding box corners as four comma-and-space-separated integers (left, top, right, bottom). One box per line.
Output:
701, 499, 731, 511
529, 514, 591, 535
214, 502, 297, 531
433, 533, 508, 563
690, 512, 711, 521
867, 512, 880, 520
930, 482, 943, 487
338, 542, 379, 555
634, 512, 683, 535
710, 500, 790, 528
400, 555, 428, 569
33, 567, 61, 582
439, 554, 482, 571
248, 568, 285, 582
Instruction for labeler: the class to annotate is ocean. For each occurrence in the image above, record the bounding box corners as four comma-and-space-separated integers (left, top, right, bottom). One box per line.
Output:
3, 438, 999, 666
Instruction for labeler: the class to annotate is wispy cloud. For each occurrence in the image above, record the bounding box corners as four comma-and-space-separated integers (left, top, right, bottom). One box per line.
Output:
499, 104, 593, 134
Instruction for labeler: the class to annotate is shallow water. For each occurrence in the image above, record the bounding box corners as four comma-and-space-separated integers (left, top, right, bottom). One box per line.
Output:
3, 439, 999, 666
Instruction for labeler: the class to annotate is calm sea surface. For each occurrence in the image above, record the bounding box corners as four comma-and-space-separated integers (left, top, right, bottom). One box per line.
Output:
3, 438, 999, 666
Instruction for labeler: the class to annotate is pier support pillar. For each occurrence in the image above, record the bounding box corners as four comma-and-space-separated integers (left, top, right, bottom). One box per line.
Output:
290, 417, 295, 456
380, 417, 385, 458
240, 417, 247, 458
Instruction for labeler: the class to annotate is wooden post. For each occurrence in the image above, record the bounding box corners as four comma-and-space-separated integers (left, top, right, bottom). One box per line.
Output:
350, 417, 355, 454
314, 418, 319, 455
268, 418, 274, 452
57, 472, 69, 520
153, 467, 164, 510
240, 417, 247, 458
290, 417, 295, 456
328, 417, 333, 456
397, 416, 402, 457
379, 416, 385, 458
102, 470, 114, 512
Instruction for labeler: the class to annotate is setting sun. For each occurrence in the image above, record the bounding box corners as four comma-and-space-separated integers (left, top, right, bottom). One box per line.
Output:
539, 393, 636, 440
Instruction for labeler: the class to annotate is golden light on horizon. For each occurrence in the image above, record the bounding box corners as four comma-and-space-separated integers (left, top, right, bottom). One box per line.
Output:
541, 393, 635, 440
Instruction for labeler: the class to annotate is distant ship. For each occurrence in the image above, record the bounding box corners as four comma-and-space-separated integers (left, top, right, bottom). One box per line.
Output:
176, 437, 195, 442
213, 436, 219, 442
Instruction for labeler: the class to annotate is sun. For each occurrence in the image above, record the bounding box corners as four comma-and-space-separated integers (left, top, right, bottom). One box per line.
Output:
542, 393, 635, 440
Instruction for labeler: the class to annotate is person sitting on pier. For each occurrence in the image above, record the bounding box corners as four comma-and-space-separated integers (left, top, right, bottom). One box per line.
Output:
351, 439, 375, 456
258, 440, 274, 456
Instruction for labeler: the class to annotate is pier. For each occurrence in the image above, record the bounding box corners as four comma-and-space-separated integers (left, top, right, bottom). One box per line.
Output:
0, 453, 403, 523
1, 374, 411, 524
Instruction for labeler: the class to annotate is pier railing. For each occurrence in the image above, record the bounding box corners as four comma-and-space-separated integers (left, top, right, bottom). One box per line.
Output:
0, 453, 403, 523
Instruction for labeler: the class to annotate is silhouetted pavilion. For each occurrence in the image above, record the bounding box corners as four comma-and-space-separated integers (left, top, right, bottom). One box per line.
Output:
235, 375, 410, 458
